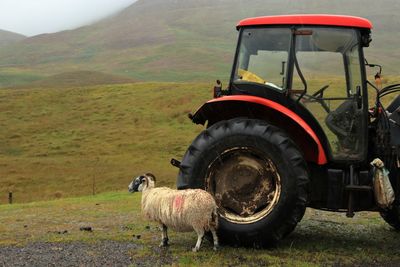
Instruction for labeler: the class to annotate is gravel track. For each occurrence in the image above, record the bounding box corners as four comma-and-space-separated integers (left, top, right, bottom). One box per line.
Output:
0, 241, 139, 267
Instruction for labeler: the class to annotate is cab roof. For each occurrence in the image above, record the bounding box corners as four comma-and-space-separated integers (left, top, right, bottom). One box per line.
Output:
237, 15, 373, 30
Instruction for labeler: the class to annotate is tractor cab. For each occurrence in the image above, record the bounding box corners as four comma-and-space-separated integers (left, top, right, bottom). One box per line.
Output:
230, 15, 372, 163
179, 15, 400, 247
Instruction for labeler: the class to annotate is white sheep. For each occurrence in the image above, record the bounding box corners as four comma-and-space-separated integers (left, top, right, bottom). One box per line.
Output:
128, 173, 219, 252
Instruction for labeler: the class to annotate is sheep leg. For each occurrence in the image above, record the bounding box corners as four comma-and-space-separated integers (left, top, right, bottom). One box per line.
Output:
159, 224, 169, 247
211, 228, 219, 251
192, 229, 204, 252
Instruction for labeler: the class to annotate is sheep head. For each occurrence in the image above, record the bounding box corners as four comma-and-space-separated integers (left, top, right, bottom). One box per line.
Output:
128, 173, 156, 193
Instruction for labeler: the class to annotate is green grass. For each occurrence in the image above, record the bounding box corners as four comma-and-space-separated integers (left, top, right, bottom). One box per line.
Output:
0, 80, 397, 204
1, 191, 399, 266
15, 70, 136, 88
0, 82, 212, 204
0, 80, 399, 265
0, 191, 140, 246
0, 70, 44, 88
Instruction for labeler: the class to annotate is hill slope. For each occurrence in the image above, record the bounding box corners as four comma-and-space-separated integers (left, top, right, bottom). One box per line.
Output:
18, 71, 136, 88
0, 29, 25, 47
0, 0, 400, 85
0, 81, 397, 204
0, 82, 210, 203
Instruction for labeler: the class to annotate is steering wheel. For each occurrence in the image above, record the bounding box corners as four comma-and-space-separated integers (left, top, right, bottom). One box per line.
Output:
303, 85, 331, 113
312, 85, 330, 97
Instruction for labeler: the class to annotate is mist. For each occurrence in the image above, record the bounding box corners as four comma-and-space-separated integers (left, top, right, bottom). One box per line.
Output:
0, 0, 137, 36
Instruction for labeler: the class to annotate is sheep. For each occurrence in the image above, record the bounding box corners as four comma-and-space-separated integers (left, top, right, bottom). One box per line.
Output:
128, 173, 219, 252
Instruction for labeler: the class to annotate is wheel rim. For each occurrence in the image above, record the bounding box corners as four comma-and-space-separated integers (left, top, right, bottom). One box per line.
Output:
205, 147, 281, 224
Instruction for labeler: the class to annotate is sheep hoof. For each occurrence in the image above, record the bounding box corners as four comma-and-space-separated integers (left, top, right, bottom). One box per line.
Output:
159, 242, 169, 248
192, 247, 199, 252
213, 245, 219, 251
159, 237, 169, 248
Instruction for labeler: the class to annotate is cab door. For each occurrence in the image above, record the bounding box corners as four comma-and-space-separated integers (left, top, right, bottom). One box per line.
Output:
292, 27, 367, 162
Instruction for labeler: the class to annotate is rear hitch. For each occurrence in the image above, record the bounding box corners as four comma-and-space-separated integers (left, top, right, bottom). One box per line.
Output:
170, 158, 181, 169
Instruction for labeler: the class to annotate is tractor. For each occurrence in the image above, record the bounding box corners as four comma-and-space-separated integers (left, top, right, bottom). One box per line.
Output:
173, 15, 400, 246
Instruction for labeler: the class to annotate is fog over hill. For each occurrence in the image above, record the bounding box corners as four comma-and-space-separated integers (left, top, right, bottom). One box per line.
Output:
0, 29, 25, 47
0, 0, 400, 86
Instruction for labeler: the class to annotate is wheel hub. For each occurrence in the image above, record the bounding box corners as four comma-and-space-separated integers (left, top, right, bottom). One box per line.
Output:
206, 147, 281, 224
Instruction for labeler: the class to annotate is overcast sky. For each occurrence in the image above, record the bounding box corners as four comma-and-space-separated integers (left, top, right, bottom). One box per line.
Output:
0, 0, 137, 36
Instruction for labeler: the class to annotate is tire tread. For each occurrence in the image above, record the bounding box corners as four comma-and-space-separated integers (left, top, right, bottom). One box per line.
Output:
177, 118, 309, 245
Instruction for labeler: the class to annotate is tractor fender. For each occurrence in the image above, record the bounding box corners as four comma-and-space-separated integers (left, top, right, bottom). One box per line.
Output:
191, 95, 328, 165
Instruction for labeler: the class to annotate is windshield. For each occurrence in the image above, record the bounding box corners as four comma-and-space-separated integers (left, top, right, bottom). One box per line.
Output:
293, 27, 361, 95
233, 26, 366, 161
233, 28, 292, 90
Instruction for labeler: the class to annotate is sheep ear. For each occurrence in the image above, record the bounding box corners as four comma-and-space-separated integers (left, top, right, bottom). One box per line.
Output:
145, 173, 156, 182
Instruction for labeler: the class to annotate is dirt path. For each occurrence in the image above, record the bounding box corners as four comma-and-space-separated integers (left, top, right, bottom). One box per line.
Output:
0, 241, 140, 267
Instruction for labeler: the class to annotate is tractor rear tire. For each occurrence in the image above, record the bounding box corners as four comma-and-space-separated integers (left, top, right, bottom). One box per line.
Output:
380, 166, 400, 230
380, 205, 400, 230
177, 118, 309, 246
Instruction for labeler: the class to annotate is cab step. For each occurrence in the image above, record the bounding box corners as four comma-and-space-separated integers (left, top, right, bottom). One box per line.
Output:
345, 185, 373, 192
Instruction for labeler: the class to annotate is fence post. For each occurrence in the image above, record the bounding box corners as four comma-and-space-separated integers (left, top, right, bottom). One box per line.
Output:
8, 192, 12, 204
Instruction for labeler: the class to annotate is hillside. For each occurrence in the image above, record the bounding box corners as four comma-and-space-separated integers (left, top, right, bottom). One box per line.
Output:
0, 81, 397, 204
1, 0, 400, 87
16, 71, 136, 88
0, 82, 210, 204
0, 29, 25, 47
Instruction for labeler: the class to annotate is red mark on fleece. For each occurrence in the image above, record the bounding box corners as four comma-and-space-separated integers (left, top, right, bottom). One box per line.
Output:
173, 195, 184, 213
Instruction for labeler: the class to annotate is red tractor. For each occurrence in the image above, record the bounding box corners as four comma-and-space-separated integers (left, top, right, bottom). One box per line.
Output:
174, 15, 400, 246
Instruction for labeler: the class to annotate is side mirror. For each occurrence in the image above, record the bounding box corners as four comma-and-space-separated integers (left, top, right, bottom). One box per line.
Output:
365, 60, 383, 90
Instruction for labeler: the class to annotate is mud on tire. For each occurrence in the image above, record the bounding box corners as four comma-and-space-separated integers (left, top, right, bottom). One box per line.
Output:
177, 118, 309, 246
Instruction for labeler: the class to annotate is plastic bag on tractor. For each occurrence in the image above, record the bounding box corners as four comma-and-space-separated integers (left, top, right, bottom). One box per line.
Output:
371, 158, 395, 209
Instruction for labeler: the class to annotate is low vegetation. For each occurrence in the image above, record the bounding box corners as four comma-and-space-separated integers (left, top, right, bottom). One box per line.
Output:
0, 79, 398, 264
12, 71, 137, 89
1, 192, 400, 266
0, 82, 212, 204
0, 69, 44, 88
1, 80, 397, 204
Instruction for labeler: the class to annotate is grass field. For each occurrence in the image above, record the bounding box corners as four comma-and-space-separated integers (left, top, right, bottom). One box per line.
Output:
1, 80, 398, 204
1, 191, 400, 266
0, 69, 44, 88
0, 80, 399, 265
0, 82, 213, 204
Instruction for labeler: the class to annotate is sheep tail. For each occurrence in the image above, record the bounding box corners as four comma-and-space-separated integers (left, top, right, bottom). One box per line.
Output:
211, 206, 219, 229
